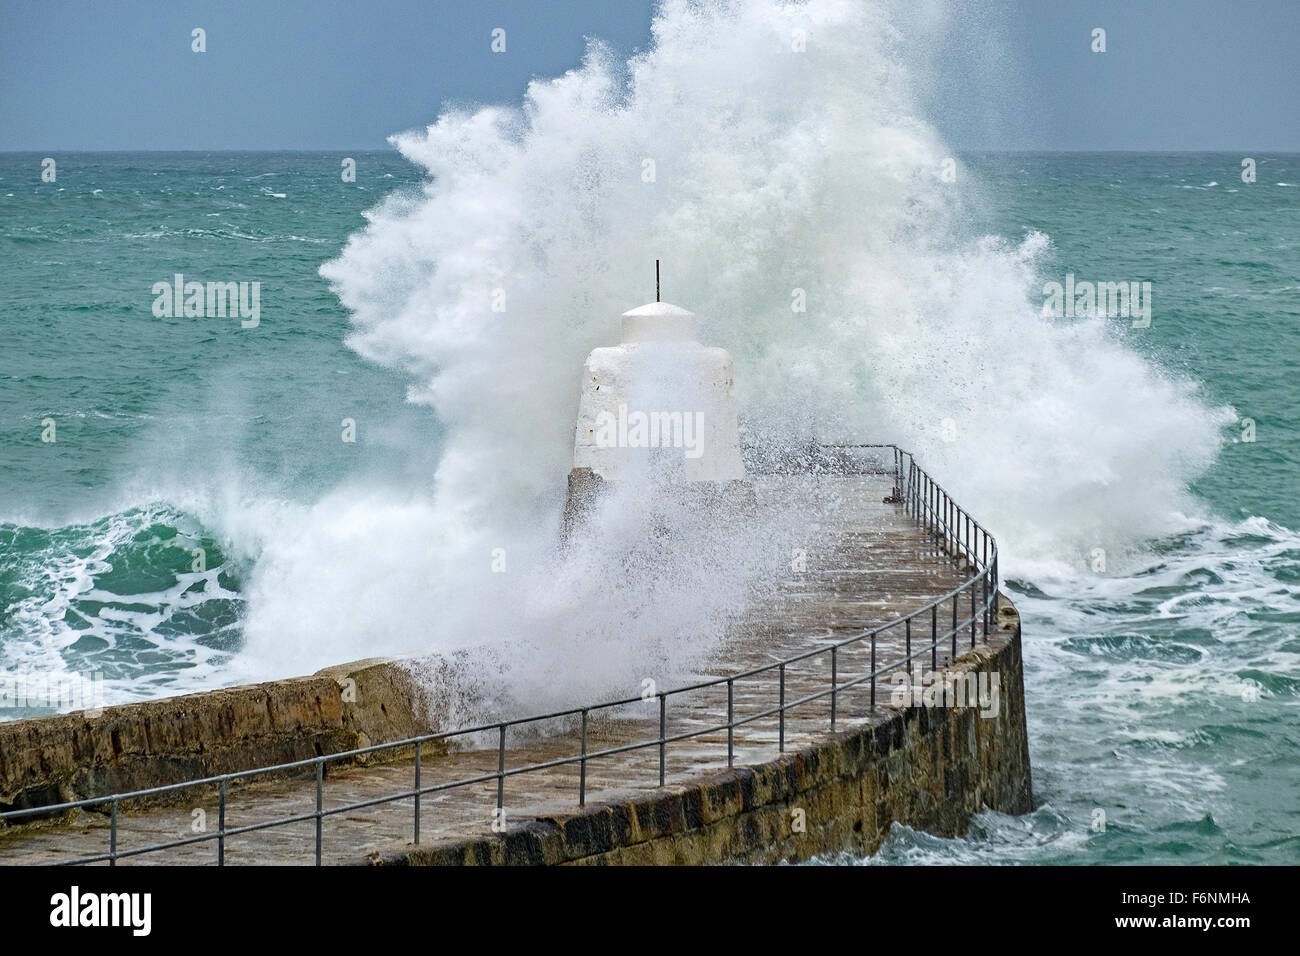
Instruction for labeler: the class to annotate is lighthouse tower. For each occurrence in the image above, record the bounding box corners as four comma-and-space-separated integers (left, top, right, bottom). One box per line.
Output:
564, 300, 749, 531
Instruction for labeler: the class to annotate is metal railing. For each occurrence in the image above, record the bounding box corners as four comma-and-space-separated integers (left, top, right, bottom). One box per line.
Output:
0, 444, 998, 866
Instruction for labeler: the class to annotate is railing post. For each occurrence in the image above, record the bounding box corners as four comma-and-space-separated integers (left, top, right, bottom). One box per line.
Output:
924, 475, 930, 536
413, 740, 421, 844
993, 554, 1000, 619
982, 570, 989, 641
951, 592, 958, 659
933, 482, 939, 551
778, 663, 786, 752
727, 679, 735, 767
496, 724, 506, 811
579, 709, 588, 807
314, 760, 323, 867
938, 489, 943, 551
830, 648, 837, 732
971, 579, 977, 648
930, 480, 936, 549
946, 496, 952, 555
218, 778, 226, 865
905, 617, 912, 675
658, 694, 666, 785
109, 799, 118, 867
931, 604, 938, 670
870, 633, 876, 711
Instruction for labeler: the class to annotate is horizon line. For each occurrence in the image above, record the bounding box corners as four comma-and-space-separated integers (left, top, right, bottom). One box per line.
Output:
3, 147, 1300, 155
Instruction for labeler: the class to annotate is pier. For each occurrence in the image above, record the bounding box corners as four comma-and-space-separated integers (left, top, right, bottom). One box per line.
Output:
0, 447, 1032, 865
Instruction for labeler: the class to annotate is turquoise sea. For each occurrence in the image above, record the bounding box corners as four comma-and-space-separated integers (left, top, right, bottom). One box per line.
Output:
1, 151, 1298, 864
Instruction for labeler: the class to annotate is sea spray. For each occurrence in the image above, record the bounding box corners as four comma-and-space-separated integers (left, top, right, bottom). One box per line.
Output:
0, 0, 1227, 713
245, 0, 1229, 710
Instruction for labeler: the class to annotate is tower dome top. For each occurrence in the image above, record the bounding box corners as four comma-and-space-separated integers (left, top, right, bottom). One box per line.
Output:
620, 301, 697, 343
622, 301, 695, 318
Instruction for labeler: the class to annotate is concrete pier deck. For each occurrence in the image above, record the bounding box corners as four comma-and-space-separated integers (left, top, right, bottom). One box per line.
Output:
0, 472, 1010, 866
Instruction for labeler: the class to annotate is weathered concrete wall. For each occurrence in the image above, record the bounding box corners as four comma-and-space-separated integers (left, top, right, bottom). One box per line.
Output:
373, 597, 1031, 866
0, 658, 435, 816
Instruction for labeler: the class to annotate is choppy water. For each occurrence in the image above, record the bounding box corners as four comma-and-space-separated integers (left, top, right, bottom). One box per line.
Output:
0, 151, 433, 706
2, 0, 1297, 864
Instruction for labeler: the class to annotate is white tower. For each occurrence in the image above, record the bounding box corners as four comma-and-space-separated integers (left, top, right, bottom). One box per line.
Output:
564, 300, 749, 531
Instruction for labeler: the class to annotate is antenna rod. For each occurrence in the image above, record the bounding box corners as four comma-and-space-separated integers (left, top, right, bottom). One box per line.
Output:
656, 259, 660, 302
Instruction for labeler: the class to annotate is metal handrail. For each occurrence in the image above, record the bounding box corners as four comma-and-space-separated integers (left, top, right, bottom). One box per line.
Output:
0, 444, 1000, 866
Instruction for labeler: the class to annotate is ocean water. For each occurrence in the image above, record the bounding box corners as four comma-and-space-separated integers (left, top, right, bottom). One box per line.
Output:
0, 151, 435, 704
859, 152, 1300, 866
2, 0, 1297, 864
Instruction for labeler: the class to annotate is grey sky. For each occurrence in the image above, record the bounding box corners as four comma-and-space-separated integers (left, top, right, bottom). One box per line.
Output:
931, 0, 1300, 151
2, 0, 1297, 151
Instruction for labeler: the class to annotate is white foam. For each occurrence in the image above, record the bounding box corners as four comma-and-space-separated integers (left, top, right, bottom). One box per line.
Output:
186, 1, 1239, 710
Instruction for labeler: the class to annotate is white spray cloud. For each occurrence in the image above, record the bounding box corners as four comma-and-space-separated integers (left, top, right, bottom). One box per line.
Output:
231, 0, 1228, 703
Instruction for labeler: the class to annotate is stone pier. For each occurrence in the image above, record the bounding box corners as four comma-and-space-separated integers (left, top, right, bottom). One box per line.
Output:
0, 472, 1031, 865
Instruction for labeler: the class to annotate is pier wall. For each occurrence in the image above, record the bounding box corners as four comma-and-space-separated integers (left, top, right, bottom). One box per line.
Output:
0, 658, 431, 815
3, 601, 1032, 866
378, 597, 1032, 866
